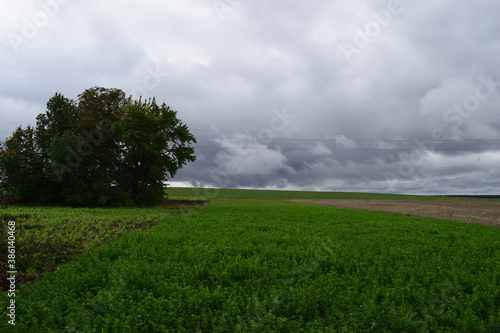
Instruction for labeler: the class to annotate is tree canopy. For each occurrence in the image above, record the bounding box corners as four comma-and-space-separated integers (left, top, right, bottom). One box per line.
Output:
0, 87, 196, 206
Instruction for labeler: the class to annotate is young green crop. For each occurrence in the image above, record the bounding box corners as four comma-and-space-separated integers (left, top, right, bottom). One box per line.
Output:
4, 199, 499, 332
0, 205, 183, 289
167, 186, 457, 201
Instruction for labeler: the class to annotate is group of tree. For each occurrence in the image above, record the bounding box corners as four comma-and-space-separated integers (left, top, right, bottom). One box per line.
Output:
0, 87, 196, 207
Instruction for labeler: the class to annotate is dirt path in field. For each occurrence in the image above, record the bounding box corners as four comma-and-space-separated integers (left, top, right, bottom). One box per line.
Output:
298, 199, 500, 227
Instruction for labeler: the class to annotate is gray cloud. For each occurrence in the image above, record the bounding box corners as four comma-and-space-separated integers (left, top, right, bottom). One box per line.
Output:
1, 0, 499, 194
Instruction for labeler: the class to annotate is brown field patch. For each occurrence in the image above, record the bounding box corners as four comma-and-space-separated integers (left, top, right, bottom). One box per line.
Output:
299, 199, 500, 227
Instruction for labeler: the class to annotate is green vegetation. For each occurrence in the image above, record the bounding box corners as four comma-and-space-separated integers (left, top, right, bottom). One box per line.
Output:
168, 186, 450, 201
1, 189, 499, 332
0, 87, 196, 207
0, 205, 183, 291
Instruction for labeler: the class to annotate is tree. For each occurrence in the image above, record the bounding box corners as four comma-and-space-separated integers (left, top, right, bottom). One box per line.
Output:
34, 92, 79, 203
0, 126, 47, 204
0, 87, 196, 207
115, 98, 196, 205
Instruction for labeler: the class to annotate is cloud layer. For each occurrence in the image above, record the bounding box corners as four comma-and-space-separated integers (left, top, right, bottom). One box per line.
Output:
1, 0, 499, 194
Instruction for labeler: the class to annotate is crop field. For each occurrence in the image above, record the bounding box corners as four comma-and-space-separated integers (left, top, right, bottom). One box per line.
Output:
1, 188, 499, 332
301, 199, 500, 227
0, 206, 184, 290
167, 187, 444, 201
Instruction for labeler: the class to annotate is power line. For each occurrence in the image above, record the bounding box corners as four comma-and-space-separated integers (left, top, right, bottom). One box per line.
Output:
191, 129, 500, 137
195, 137, 500, 142
194, 145, 500, 152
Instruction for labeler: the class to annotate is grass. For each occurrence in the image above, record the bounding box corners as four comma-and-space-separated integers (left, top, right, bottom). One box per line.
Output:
167, 187, 446, 201
1, 188, 499, 332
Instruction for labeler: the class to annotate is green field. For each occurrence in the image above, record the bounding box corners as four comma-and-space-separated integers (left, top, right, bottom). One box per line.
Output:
0, 206, 183, 289
1, 188, 499, 332
167, 187, 444, 200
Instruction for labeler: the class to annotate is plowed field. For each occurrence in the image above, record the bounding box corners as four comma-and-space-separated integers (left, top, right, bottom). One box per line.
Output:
300, 199, 500, 227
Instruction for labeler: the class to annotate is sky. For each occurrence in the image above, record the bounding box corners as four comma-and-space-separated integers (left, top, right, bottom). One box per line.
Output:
1, 0, 499, 195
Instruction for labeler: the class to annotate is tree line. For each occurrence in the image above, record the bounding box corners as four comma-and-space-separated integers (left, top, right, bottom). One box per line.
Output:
0, 87, 196, 207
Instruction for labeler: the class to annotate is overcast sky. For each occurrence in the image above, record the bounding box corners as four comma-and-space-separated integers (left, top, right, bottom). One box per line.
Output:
1, 0, 499, 194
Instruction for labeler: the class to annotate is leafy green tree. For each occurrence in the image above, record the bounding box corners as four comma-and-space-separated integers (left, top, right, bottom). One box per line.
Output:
0, 126, 46, 204
0, 87, 197, 207
64, 87, 128, 206
115, 98, 197, 205
36, 92, 79, 142
34, 92, 79, 203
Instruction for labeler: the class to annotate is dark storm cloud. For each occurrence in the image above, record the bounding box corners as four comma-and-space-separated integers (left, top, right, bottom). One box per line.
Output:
1, 0, 499, 194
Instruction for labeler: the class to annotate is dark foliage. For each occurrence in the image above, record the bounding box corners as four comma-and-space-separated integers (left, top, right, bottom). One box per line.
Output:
0, 87, 196, 207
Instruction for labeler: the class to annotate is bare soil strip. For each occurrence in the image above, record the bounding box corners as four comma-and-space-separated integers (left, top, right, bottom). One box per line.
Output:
299, 199, 500, 227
